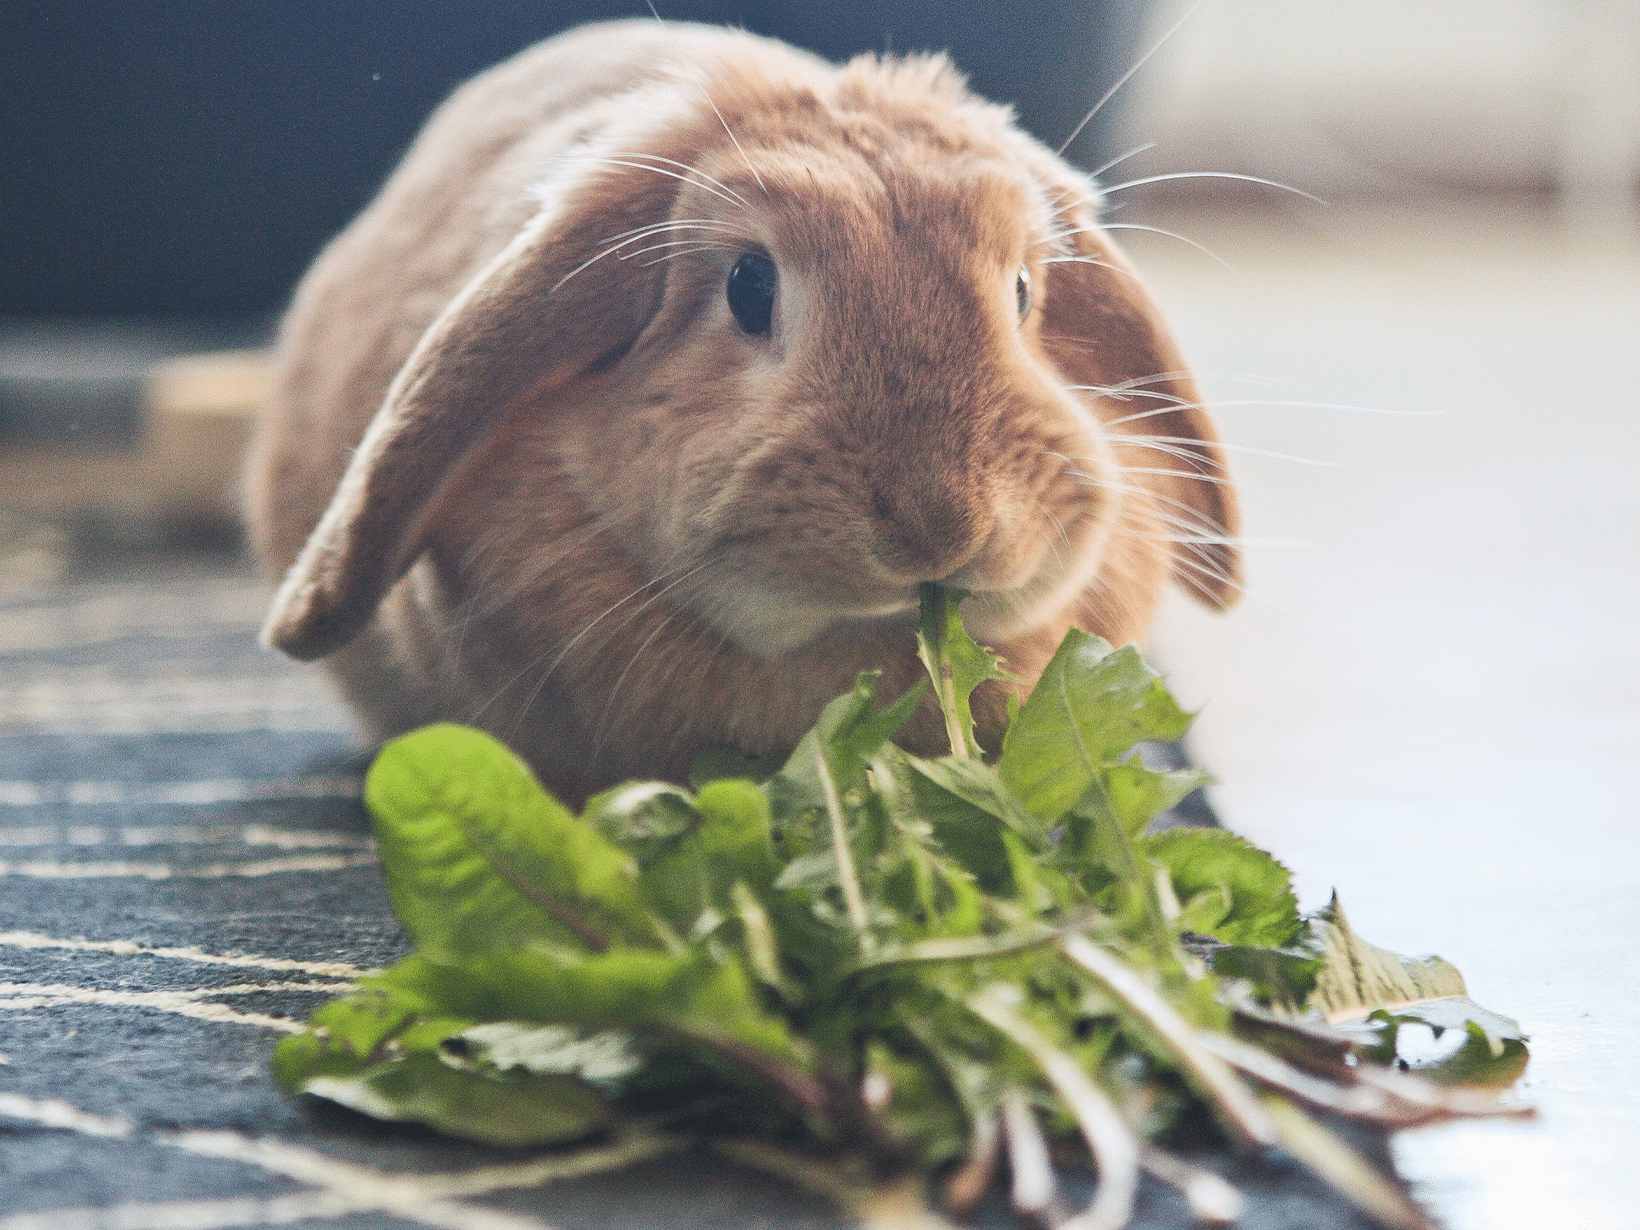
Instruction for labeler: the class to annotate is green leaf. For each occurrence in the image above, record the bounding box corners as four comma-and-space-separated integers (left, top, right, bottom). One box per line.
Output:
270, 974, 473, 1090
695, 779, 776, 891
999, 633, 1195, 822
1306, 894, 1466, 1018
900, 753, 1047, 846
1386, 997, 1526, 1058
302, 1053, 614, 1147
915, 584, 1019, 758
632, 779, 778, 933
772, 847, 840, 893
1331, 999, 1530, 1087
1432, 1021, 1530, 1087
1107, 761, 1211, 838
1302, 897, 1529, 1086
1411, 1015, 1530, 1087
1142, 828, 1302, 947
1065, 778, 1176, 956
452, 1022, 646, 1088
865, 1038, 969, 1166
1208, 945, 1323, 1011
279, 594, 1531, 1177
454, 947, 701, 1030
1173, 882, 1233, 934
582, 780, 696, 862
689, 745, 787, 789
439, 948, 811, 1077
850, 915, 1093, 971
767, 672, 923, 814
364, 724, 656, 958
894, 754, 1039, 892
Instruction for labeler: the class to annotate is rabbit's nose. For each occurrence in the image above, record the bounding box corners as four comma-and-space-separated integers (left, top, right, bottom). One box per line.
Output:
867, 483, 994, 581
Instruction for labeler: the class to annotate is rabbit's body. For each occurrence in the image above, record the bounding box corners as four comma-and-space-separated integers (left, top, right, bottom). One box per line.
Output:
249, 21, 1239, 805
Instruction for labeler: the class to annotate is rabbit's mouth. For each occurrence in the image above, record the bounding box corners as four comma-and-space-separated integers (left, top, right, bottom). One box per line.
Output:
678, 535, 1106, 660
684, 571, 922, 658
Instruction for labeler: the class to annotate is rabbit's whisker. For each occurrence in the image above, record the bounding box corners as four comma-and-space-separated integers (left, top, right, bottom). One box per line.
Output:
553, 222, 743, 294
599, 218, 750, 245
475, 553, 703, 727
639, 243, 740, 267
1092, 465, 1231, 488
1169, 549, 1245, 597
1054, 467, 1229, 539
620, 238, 737, 261
1110, 437, 1229, 471
1032, 499, 1072, 572
602, 150, 755, 211
1099, 171, 1325, 206
637, 0, 768, 197
589, 600, 700, 760
1038, 255, 1143, 286
1063, 379, 1411, 427
700, 87, 770, 198
1108, 398, 1423, 424
1102, 497, 1244, 592
1114, 435, 1340, 469
1040, 255, 1119, 272
1098, 223, 1235, 271
450, 513, 630, 663
499, 558, 710, 739
552, 153, 750, 212
1085, 142, 1158, 182
1058, 0, 1208, 155
1089, 369, 1193, 394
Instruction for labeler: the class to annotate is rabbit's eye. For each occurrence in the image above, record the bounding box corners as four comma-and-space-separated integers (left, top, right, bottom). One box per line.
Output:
1016, 264, 1034, 321
727, 253, 777, 336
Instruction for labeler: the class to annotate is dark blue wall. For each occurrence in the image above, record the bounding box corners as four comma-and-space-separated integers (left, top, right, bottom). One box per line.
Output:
1, 2, 1146, 316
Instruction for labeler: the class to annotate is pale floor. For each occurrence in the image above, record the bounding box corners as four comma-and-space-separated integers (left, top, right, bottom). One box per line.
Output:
1129, 204, 1640, 1229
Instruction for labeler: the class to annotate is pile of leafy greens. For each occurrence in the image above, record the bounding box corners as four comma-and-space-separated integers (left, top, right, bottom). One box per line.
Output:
275, 585, 1528, 1229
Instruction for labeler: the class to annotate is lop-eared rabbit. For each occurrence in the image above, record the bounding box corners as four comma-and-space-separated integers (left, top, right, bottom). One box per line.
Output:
248, 20, 1239, 806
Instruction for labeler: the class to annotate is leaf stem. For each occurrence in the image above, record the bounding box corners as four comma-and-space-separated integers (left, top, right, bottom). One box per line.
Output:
940, 688, 970, 759
1201, 1030, 1435, 1127
1074, 779, 1175, 960
660, 1021, 828, 1119
457, 827, 612, 952
1260, 1094, 1432, 1230
942, 1108, 1002, 1218
813, 741, 871, 941
911, 587, 970, 760
1001, 1088, 1061, 1221
967, 988, 1139, 1230
917, 584, 972, 759
1139, 1147, 1245, 1226
1062, 934, 1278, 1149
847, 911, 1100, 974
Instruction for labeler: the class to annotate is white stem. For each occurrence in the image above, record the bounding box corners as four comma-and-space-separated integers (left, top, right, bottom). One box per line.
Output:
968, 989, 1139, 1230
813, 742, 870, 939
1061, 934, 1279, 1149
1139, 1147, 1245, 1226
1002, 1090, 1059, 1218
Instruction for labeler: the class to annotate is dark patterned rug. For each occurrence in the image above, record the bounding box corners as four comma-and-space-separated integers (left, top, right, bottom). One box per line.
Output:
0, 542, 1388, 1230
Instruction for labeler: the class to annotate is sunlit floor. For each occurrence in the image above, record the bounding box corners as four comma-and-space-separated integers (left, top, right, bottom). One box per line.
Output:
1129, 203, 1640, 1230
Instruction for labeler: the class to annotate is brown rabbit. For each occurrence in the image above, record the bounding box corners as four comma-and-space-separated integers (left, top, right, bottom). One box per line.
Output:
247, 19, 1239, 807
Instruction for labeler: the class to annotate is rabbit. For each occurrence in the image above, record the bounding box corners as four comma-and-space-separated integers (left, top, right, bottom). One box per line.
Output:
246, 19, 1240, 808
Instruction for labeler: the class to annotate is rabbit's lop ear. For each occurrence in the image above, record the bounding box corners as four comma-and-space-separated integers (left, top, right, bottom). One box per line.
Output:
1039, 201, 1242, 609
263, 154, 683, 661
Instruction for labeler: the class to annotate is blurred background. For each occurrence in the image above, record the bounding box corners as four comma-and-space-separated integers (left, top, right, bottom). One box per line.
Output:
2, 2, 1637, 1228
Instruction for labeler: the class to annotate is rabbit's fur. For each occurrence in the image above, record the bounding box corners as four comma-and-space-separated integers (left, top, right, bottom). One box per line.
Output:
248, 20, 1239, 805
